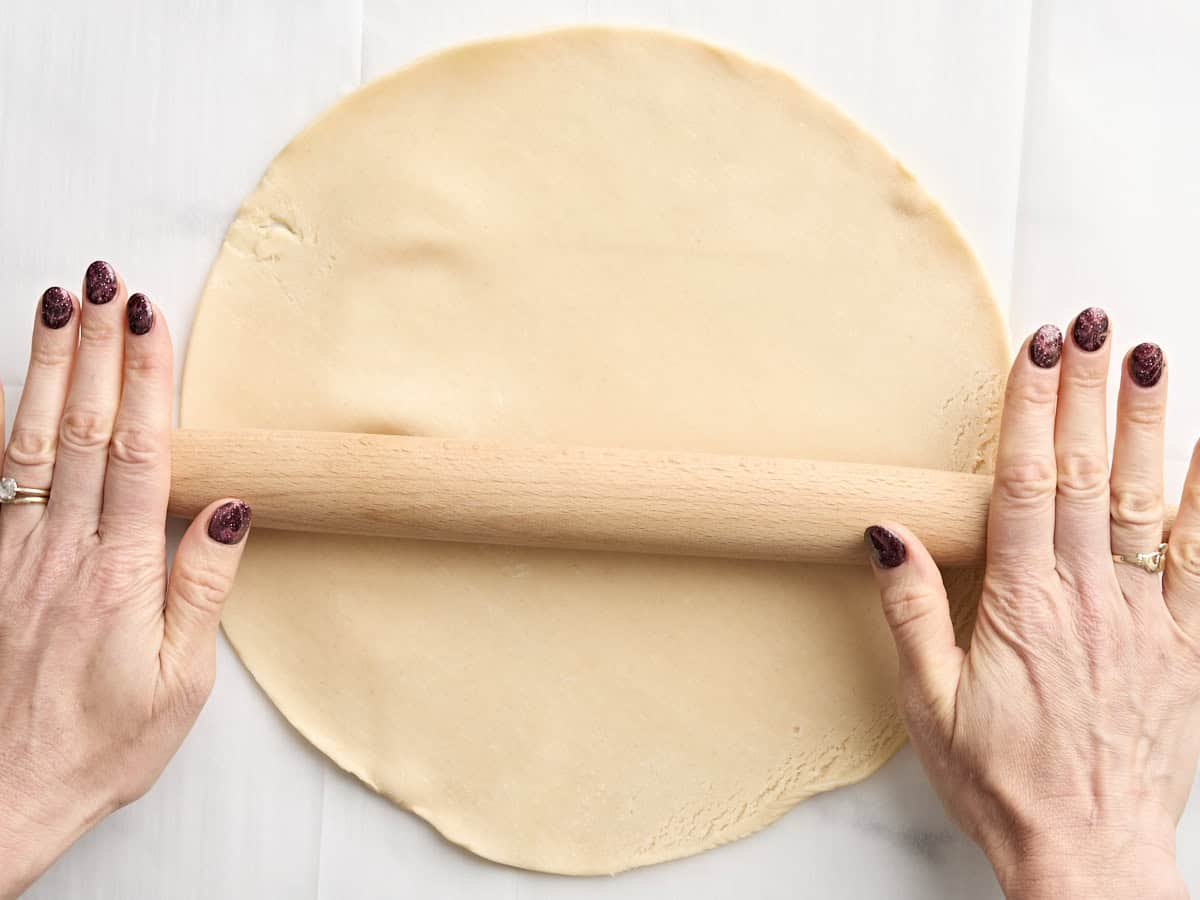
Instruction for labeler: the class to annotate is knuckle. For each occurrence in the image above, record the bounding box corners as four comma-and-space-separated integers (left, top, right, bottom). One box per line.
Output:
89, 551, 161, 605
6, 426, 57, 468
172, 560, 233, 615
1057, 565, 1112, 614
882, 587, 938, 638
1183, 476, 1200, 513
985, 547, 1057, 581
29, 342, 74, 370
1110, 483, 1163, 528
1120, 401, 1165, 430
59, 407, 113, 453
1061, 368, 1108, 392
1005, 376, 1057, 411
1170, 534, 1200, 580
108, 427, 164, 468
1055, 448, 1109, 501
26, 555, 80, 605
994, 458, 1058, 505
124, 350, 169, 379
79, 318, 121, 348
981, 582, 1057, 633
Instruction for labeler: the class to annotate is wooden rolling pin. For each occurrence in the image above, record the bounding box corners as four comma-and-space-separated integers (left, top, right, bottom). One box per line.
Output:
168, 429, 1177, 567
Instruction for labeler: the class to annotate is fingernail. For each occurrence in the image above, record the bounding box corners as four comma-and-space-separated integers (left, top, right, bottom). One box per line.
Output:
864, 525, 906, 569
208, 500, 251, 545
1072, 307, 1109, 352
126, 293, 154, 335
40, 286, 73, 329
85, 260, 118, 305
1129, 342, 1164, 388
1029, 324, 1063, 368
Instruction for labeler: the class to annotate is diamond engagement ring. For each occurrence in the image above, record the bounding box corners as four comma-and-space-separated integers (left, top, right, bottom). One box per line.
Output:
1112, 543, 1168, 575
0, 476, 50, 505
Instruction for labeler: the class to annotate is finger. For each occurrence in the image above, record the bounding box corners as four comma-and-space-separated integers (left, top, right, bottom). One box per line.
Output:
866, 523, 962, 724
1054, 307, 1113, 565
987, 325, 1063, 575
1164, 441, 1200, 637
160, 499, 251, 692
1110, 343, 1166, 588
99, 295, 171, 539
2, 286, 80, 540
47, 261, 127, 530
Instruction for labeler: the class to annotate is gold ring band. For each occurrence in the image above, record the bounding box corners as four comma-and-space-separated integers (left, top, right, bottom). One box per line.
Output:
1112, 543, 1168, 574
0, 476, 50, 505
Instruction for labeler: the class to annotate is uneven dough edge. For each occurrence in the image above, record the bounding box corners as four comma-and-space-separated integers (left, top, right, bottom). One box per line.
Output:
181, 26, 1009, 376
219, 578, 910, 875
182, 25, 1010, 876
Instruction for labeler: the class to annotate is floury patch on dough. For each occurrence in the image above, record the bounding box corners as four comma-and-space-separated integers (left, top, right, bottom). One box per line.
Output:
181, 27, 1009, 875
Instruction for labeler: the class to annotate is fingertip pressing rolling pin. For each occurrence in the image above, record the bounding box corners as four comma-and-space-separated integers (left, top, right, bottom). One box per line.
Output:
167, 430, 1176, 567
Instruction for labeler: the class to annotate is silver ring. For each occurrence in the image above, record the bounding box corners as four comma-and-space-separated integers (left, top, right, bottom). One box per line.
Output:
1112, 542, 1167, 574
0, 476, 49, 505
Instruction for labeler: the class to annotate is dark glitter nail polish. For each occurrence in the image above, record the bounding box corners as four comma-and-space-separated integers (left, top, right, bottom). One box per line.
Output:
864, 525, 906, 569
40, 286, 73, 329
126, 293, 154, 335
1129, 342, 1163, 388
85, 260, 118, 305
208, 500, 251, 545
1072, 307, 1109, 352
1029, 324, 1063, 368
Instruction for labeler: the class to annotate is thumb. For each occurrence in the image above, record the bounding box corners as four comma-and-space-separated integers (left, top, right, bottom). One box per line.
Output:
865, 522, 962, 724
160, 499, 252, 690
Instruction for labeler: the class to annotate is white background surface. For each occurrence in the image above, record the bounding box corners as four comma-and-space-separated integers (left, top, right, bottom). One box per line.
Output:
3, 1, 1200, 897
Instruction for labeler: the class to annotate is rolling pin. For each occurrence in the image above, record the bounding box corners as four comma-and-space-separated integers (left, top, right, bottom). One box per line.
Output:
168, 429, 1177, 567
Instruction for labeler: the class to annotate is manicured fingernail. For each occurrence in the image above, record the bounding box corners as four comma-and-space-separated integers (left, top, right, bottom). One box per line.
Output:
208, 500, 251, 544
864, 525, 906, 568
40, 286, 73, 329
85, 260, 118, 305
1072, 307, 1109, 352
1129, 342, 1163, 388
1029, 324, 1063, 368
127, 293, 154, 335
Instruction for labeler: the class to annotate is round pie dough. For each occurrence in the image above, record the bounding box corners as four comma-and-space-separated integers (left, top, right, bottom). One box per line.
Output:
182, 28, 1008, 874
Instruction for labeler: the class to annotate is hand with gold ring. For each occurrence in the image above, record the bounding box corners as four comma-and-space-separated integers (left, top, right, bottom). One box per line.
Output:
866, 308, 1197, 899
0, 263, 251, 898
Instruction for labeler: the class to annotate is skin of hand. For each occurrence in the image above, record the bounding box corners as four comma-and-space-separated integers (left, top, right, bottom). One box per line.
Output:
867, 312, 1198, 899
0, 264, 249, 899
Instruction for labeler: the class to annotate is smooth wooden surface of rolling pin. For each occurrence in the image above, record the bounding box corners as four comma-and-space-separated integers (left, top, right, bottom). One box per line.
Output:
168, 429, 1177, 566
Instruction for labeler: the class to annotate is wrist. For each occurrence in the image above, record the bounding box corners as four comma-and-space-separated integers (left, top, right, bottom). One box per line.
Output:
985, 815, 1185, 900
0, 764, 114, 899
996, 851, 1185, 900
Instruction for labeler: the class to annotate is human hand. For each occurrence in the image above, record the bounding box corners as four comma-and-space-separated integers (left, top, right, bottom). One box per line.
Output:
867, 309, 1198, 899
0, 263, 250, 899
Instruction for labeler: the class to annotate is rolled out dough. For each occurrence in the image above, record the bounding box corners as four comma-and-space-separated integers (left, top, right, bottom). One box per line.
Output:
181, 28, 1008, 874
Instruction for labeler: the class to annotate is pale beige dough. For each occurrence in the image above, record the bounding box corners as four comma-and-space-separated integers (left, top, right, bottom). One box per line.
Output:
181, 27, 1009, 874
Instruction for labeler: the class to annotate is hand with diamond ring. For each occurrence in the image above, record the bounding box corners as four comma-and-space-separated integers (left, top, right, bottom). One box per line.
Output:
868, 309, 1198, 899
0, 262, 250, 899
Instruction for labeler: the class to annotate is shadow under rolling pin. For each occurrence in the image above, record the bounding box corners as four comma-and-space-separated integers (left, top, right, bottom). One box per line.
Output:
168, 429, 1176, 567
